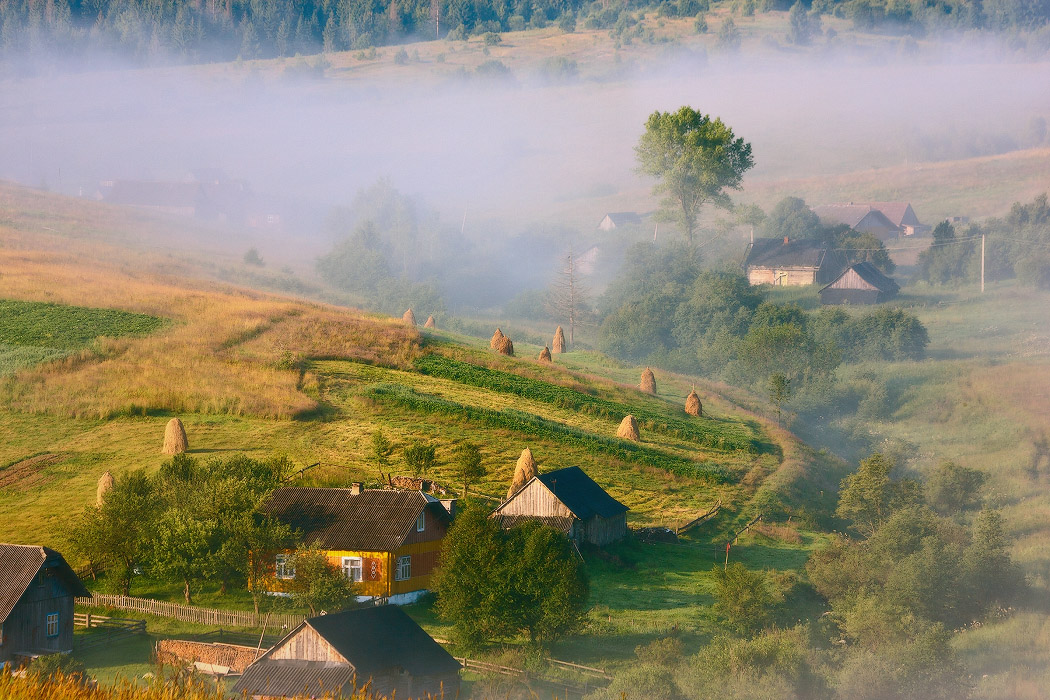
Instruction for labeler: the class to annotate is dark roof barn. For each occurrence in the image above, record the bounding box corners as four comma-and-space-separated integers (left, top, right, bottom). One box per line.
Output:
743, 238, 847, 286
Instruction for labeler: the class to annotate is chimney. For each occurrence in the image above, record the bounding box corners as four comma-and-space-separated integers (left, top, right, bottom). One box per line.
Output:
350, 482, 363, 495
783, 236, 789, 245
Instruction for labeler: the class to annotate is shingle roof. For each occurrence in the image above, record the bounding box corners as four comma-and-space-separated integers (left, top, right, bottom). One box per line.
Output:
231, 659, 357, 698
534, 467, 629, 521
261, 488, 450, 552
744, 238, 830, 269
0, 544, 90, 623
821, 262, 900, 294
864, 202, 915, 227
306, 606, 461, 677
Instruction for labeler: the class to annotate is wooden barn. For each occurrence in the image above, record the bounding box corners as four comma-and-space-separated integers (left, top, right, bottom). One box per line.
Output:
0, 544, 90, 667
261, 485, 453, 604
493, 466, 628, 546
820, 262, 900, 305
743, 237, 847, 287
811, 203, 901, 241
231, 606, 461, 700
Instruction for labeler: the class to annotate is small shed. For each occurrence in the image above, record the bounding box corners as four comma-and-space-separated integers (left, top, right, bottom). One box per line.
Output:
493, 466, 629, 546
232, 606, 461, 700
0, 544, 90, 666
743, 237, 847, 286
598, 212, 642, 231
819, 262, 900, 305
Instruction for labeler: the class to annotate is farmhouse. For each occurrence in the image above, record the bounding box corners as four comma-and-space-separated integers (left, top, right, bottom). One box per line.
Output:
743, 237, 847, 286
261, 485, 452, 604
493, 466, 628, 546
812, 202, 929, 240
598, 212, 642, 230
820, 262, 900, 305
231, 606, 461, 700
0, 544, 90, 667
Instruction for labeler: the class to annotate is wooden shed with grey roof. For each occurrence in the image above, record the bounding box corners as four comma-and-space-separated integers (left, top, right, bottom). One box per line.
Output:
0, 544, 90, 666
493, 466, 629, 546
819, 262, 900, 305
231, 606, 461, 700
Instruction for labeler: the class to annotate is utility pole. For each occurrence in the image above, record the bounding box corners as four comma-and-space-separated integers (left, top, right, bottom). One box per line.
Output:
981, 234, 985, 293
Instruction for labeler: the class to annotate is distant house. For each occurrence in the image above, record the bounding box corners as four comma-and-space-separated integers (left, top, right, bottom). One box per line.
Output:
811, 204, 901, 241
743, 237, 847, 286
492, 466, 629, 546
0, 544, 90, 667
261, 485, 452, 604
819, 262, 900, 305
864, 202, 929, 237
598, 212, 642, 231
231, 606, 461, 700
98, 177, 251, 223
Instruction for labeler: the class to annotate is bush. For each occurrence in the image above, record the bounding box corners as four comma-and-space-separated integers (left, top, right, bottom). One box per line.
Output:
482, 31, 502, 45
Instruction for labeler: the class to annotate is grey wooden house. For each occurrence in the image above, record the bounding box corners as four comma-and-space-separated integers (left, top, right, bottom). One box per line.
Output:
0, 544, 90, 666
819, 262, 900, 305
493, 466, 629, 546
232, 606, 461, 699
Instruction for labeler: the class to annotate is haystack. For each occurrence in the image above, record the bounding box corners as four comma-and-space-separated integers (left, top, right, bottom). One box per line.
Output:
162, 417, 188, 455
96, 471, 114, 505
685, 388, 703, 417
617, 414, 640, 441
552, 326, 567, 354
538, 346, 552, 363
402, 309, 417, 326
424, 315, 436, 329
507, 447, 539, 498
496, 335, 515, 356
640, 367, 657, 394
490, 328, 505, 349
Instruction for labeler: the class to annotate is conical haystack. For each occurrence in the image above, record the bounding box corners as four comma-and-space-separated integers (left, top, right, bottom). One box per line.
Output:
402, 308, 417, 326
685, 389, 703, 417
496, 335, 515, 356
96, 471, 114, 505
424, 315, 436, 329
640, 367, 657, 394
162, 417, 188, 455
490, 328, 505, 349
507, 447, 539, 498
617, 414, 640, 441
552, 326, 567, 354
538, 346, 552, 363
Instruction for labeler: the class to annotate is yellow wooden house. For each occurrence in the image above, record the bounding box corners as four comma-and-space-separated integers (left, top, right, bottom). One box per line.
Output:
261, 485, 453, 604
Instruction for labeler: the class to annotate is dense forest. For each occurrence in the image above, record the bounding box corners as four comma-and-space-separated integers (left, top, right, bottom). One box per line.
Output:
3, 0, 1050, 65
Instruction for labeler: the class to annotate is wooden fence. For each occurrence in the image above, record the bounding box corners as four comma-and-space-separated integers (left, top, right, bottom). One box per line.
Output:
76, 595, 304, 630
454, 656, 610, 696
73, 614, 147, 651
676, 500, 722, 535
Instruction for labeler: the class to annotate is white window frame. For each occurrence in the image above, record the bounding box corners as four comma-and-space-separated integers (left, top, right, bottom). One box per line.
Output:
342, 557, 363, 583
275, 554, 295, 580
416, 512, 425, 532
46, 613, 58, 638
395, 555, 411, 581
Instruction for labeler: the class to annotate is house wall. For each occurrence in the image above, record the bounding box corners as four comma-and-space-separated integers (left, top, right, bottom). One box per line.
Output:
826, 268, 878, 291
0, 569, 77, 663
747, 266, 818, 286
820, 289, 883, 305
269, 627, 346, 663
583, 514, 628, 546
495, 481, 573, 518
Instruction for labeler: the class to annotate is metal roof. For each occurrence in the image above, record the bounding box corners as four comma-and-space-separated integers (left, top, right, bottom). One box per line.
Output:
261, 488, 450, 552
533, 466, 629, 521
231, 659, 357, 698
0, 544, 90, 623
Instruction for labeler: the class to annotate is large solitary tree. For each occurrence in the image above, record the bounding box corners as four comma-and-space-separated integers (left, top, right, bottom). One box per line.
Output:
635, 106, 754, 243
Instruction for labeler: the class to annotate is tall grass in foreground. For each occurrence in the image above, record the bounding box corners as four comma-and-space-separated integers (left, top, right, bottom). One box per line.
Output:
0, 671, 384, 699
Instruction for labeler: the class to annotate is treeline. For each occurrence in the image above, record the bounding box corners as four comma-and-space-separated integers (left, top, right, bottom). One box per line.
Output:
5, 0, 1050, 66
919, 193, 1050, 289
589, 454, 1025, 700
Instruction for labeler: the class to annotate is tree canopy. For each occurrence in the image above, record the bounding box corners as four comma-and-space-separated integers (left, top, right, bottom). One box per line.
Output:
635, 106, 754, 243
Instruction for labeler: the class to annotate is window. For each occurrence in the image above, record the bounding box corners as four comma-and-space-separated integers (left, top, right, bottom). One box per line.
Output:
275, 554, 295, 580
46, 613, 58, 638
342, 557, 363, 583
416, 512, 425, 532
395, 556, 411, 581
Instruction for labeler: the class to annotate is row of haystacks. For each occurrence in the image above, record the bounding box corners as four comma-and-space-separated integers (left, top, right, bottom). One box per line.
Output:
402, 309, 436, 329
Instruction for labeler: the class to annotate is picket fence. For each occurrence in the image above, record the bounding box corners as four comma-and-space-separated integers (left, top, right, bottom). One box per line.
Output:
76, 594, 304, 630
